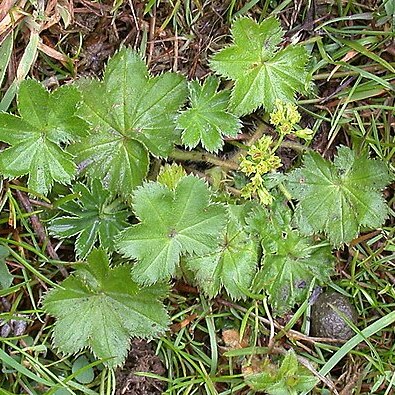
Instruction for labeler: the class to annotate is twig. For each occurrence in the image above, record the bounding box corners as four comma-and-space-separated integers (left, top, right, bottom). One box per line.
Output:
312, 63, 395, 80
28, 199, 53, 209
338, 365, 362, 395
147, 4, 156, 66
14, 189, 68, 278
263, 297, 275, 350
0, 0, 17, 23
173, 29, 178, 72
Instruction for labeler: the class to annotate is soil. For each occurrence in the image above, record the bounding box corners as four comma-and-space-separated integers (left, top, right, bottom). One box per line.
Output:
115, 339, 166, 395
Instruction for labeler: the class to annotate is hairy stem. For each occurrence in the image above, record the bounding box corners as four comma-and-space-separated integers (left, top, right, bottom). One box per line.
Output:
281, 140, 311, 152
169, 148, 239, 170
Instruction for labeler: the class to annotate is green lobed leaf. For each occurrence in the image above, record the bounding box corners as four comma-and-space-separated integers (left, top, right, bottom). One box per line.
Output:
116, 175, 227, 285
69, 48, 187, 200
177, 76, 240, 152
286, 146, 393, 245
186, 204, 258, 300
248, 201, 333, 314
43, 248, 169, 368
210, 16, 309, 116
0, 80, 88, 195
48, 180, 130, 259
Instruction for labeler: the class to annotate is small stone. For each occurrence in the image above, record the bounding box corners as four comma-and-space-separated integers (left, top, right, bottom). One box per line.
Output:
1, 322, 11, 337
311, 290, 358, 340
12, 319, 27, 336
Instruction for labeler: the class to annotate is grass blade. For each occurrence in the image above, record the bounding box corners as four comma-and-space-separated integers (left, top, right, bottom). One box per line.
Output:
0, 33, 13, 89
301, 311, 395, 395
0, 29, 39, 111
0, 348, 53, 387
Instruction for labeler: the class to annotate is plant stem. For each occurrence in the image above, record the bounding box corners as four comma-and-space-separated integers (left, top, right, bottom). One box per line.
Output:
281, 140, 311, 152
272, 134, 285, 152
169, 148, 239, 170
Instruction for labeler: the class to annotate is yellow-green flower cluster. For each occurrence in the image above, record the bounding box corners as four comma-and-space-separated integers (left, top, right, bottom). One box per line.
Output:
270, 100, 301, 135
239, 136, 282, 176
240, 174, 275, 205
239, 136, 282, 205
270, 100, 313, 140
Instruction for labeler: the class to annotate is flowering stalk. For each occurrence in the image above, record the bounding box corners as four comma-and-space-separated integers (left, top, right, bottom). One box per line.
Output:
239, 101, 313, 205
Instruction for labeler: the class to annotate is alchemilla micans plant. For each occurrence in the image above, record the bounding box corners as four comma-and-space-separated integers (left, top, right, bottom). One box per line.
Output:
0, 16, 393, 388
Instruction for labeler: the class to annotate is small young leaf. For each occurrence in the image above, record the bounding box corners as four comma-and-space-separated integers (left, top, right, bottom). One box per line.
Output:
116, 175, 227, 285
72, 355, 94, 384
0, 80, 88, 195
244, 350, 318, 394
286, 146, 393, 245
210, 17, 309, 115
157, 163, 187, 190
43, 249, 169, 368
69, 48, 187, 200
177, 76, 240, 152
49, 180, 130, 259
248, 202, 333, 314
186, 205, 258, 299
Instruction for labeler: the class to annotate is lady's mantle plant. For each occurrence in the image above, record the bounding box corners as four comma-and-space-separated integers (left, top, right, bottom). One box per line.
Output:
243, 350, 318, 394
248, 200, 333, 314
210, 16, 309, 115
116, 175, 227, 285
286, 146, 392, 245
43, 249, 169, 368
49, 179, 130, 259
177, 76, 241, 152
69, 48, 188, 200
0, 16, 392, 373
0, 80, 88, 195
